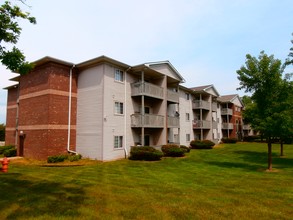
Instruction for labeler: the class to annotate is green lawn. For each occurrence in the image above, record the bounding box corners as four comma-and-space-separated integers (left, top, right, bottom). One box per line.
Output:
1, 143, 292, 220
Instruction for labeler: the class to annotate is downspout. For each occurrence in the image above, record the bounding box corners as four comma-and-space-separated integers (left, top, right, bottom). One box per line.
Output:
67, 65, 77, 154
124, 67, 131, 158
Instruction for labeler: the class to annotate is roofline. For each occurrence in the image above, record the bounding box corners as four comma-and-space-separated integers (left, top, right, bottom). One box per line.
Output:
33, 56, 74, 67
76, 55, 130, 70
3, 84, 19, 90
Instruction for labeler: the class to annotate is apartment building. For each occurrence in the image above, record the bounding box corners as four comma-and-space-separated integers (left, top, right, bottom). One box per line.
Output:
4, 55, 244, 161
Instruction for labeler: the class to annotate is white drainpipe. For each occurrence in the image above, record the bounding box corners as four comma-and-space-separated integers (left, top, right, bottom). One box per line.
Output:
67, 65, 77, 154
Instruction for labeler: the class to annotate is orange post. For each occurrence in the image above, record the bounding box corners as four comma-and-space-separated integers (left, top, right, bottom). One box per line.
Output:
1, 157, 9, 173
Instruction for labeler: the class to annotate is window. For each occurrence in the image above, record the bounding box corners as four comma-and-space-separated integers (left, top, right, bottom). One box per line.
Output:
114, 136, 123, 149
186, 134, 190, 142
114, 102, 124, 114
186, 113, 190, 121
115, 69, 124, 82
185, 93, 190, 100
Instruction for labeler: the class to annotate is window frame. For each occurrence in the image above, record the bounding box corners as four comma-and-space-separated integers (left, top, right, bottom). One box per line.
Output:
114, 69, 124, 82
114, 136, 123, 149
186, 113, 190, 121
186, 134, 190, 142
114, 101, 124, 115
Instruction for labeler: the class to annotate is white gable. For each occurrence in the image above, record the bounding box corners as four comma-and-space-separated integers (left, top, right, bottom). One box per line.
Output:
205, 86, 219, 97
232, 96, 243, 107
148, 63, 184, 82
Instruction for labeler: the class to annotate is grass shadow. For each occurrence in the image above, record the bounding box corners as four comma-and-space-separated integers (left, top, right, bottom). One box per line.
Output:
0, 173, 85, 219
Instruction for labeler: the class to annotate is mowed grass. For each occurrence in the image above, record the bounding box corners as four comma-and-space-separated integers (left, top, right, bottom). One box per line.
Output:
0, 143, 292, 220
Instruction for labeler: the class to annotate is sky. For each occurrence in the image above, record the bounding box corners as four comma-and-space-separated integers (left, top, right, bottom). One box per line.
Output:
0, 0, 292, 123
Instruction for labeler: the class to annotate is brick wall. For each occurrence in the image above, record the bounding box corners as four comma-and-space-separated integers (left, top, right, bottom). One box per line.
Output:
5, 87, 18, 145
15, 61, 77, 159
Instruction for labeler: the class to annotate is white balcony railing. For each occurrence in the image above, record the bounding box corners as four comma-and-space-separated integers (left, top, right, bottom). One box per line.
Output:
167, 90, 179, 103
167, 116, 180, 127
131, 82, 164, 99
192, 100, 210, 110
131, 114, 164, 128
221, 108, 233, 115
222, 123, 233, 129
243, 124, 251, 130
193, 120, 211, 129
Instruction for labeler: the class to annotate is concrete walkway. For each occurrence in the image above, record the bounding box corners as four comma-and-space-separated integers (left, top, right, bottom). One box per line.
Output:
0, 156, 23, 162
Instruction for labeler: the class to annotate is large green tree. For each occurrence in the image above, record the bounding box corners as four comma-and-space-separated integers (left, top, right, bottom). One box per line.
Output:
237, 51, 292, 170
0, 0, 36, 74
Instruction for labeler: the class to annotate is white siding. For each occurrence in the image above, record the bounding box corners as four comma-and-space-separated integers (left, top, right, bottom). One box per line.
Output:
76, 65, 104, 160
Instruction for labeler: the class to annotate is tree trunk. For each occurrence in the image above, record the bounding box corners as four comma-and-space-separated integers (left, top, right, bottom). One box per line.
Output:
280, 140, 284, 157
267, 138, 273, 171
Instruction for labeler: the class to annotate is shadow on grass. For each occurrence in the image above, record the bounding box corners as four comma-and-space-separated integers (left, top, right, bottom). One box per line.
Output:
207, 150, 293, 171
0, 173, 85, 219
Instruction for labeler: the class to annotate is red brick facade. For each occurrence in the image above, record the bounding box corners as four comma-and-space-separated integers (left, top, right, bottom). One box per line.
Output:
5, 59, 77, 160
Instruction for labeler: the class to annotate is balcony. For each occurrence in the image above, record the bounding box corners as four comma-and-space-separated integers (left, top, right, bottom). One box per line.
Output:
221, 108, 233, 115
193, 120, 211, 129
212, 102, 217, 111
243, 124, 251, 130
222, 123, 233, 130
167, 90, 179, 103
131, 82, 164, 99
167, 116, 180, 127
192, 100, 210, 110
131, 114, 164, 128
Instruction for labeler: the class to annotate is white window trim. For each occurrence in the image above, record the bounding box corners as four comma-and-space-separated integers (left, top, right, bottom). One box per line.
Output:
114, 135, 123, 149
114, 69, 124, 83
114, 101, 124, 115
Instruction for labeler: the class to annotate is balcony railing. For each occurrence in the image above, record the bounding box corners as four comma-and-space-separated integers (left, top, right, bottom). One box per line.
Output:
221, 108, 233, 115
212, 102, 217, 111
167, 116, 180, 127
131, 114, 164, 128
193, 120, 211, 129
131, 82, 164, 99
192, 100, 210, 110
243, 124, 251, 130
222, 123, 233, 129
167, 90, 179, 103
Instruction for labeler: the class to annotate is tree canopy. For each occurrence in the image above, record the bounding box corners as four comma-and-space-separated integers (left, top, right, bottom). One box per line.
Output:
0, 0, 36, 74
237, 51, 293, 170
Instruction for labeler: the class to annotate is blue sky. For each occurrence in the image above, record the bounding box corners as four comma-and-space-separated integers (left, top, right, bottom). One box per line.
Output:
0, 0, 292, 123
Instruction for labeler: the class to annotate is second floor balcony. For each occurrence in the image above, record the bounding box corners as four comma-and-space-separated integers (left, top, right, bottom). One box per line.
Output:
193, 120, 211, 129
167, 116, 180, 127
131, 82, 164, 99
221, 108, 233, 115
222, 123, 233, 130
192, 100, 210, 110
131, 114, 164, 128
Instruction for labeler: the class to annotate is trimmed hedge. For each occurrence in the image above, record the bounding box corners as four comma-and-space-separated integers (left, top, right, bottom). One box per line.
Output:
161, 144, 185, 157
190, 140, 215, 149
129, 146, 163, 161
47, 154, 82, 163
221, 137, 238, 143
0, 145, 16, 157
0, 145, 15, 155
180, 145, 191, 153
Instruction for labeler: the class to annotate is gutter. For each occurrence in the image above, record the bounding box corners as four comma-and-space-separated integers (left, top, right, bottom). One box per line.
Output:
67, 64, 77, 154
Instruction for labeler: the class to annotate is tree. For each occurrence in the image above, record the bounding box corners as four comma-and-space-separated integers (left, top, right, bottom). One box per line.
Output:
237, 51, 291, 171
286, 33, 293, 66
0, 124, 5, 141
0, 0, 36, 74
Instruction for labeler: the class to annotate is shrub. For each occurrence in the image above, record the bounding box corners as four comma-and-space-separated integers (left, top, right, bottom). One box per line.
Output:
3, 148, 17, 157
129, 146, 163, 161
47, 155, 68, 163
180, 145, 190, 153
68, 154, 82, 162
190, 140, 215, 149
0, 145, 15, 155
221, 137, 238, 143
161, 144, 185, 157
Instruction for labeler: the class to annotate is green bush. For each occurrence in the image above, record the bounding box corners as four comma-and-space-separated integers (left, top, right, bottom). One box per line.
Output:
0, 145, 15, 155
161, 144, 185, 157
221, 137, 238, 143
180, 145, 190, 153
47, 155, 68, 163
68, 154, 82, 162
129, 146, 163, 161
3, 148, 17, 157
190, 140, 215, 149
